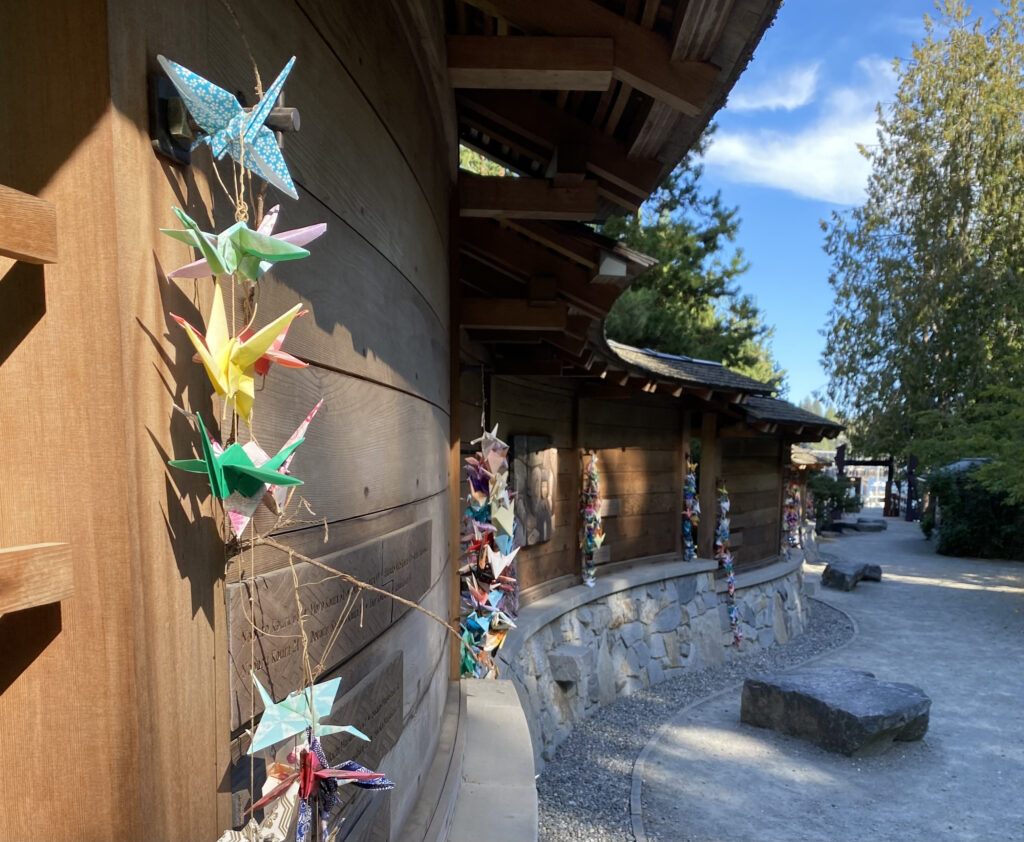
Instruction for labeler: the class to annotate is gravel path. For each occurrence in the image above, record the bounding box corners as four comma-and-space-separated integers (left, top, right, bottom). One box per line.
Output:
536, 597, 854, 842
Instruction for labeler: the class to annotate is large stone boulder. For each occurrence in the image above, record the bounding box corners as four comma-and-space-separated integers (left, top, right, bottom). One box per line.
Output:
821, 558, 882, 591
741, 668, 931, 756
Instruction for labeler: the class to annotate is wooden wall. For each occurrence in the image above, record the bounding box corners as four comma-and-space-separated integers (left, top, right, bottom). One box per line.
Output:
720, 435, 784, 567
579, 397, 683, 567
459, 377, 685, 595
0, 1, 455, 839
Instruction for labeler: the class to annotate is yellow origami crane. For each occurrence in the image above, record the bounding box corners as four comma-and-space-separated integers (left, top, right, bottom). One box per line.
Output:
172, 283, 302, 424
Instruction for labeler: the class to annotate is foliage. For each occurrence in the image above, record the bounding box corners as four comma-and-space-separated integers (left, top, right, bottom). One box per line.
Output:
821, 0, 1024, 467
806, 472, 860, 526
797, 396, 846, 450
459, 145, 508, 176
601, 133, 786, 392
925, 467, 1024, 559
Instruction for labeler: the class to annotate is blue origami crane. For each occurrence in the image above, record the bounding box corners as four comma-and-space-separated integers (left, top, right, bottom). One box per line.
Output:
157, 55, 299, 199
248, 673, 370, 754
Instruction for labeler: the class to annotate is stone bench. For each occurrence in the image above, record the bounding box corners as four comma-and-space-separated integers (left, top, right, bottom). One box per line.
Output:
741, 668, 931, 756
856, 517, 888, 532
821, 558, 882, 591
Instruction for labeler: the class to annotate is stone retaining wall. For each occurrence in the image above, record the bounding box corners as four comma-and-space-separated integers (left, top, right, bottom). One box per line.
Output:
500, 557, 808, 768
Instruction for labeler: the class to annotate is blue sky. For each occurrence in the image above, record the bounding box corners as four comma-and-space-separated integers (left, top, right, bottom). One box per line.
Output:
697, 1, 937, 403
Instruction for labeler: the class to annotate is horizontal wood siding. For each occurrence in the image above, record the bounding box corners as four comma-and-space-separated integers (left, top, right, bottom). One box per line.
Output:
580, 398, 682, 568
0, 0, 454, 839
487, 376, 578, 591
720, 436, 782, 567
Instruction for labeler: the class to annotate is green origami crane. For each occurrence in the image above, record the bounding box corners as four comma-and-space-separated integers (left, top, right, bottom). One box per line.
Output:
161, 206, 310, 282
168, 413, 305, 499
248, 673, 370, 754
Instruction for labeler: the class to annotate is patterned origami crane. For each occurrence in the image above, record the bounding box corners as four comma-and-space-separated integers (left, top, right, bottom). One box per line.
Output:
157, 55, 299, 199
247, 734, 393, 842
168, 413, 305, 500
162, 206, 312, 282
171, 282, 303, 423
162, 205, 324, 282
248, 674, 369, 755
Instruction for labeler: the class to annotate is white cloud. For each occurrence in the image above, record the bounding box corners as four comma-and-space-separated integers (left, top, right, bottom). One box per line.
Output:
702, 57, 897, 205
728, 62, 822, 112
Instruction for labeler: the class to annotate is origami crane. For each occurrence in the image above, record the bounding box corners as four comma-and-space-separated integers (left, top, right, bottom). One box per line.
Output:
169, 412, 305, 500
248, 674, 369, 755
164, 205, 324, 282
217, 777, 299, 842
470, 424, 508, 473
171, 281, 303, 423
201, 400, 322, 537
162, 206, 312, 282
247, 735, 393, 842
157, 55, 299, 199
485, 544, 520, 580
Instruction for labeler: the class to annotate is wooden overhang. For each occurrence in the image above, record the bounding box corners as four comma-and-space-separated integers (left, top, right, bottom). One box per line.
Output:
451, 0, 783, 393
738, 395, 845, 442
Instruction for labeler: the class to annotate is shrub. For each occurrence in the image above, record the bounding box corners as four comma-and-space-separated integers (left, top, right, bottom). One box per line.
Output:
927, 469, 1024, 559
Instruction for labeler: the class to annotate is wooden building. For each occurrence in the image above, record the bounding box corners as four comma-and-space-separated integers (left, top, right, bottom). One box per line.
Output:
0, 2, 799, 840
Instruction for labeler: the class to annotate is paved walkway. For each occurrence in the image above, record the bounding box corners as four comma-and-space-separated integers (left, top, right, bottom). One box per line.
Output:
636, 518, 1024, 842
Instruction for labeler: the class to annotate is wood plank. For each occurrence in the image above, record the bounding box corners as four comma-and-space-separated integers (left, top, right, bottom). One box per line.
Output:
722, 471, 779, 494
0, 543, 72, 615
459, 173, 599, 220
602, 511, 676, 542
590, 446, 677, 473
579, 396, 680, 428
491, 376, 574, 420
0, 184, 57, 264
197, 0, 450, 326
581, 421, 680, 450
448, 35, 614, 90
217, 366, 450, 531
221, 195, 449, 408
297, 0, 454, 223
461, 297, 568, 330
491, 409, 573, 447
457, 90, 663, 199
461, 0, 719, 115
729, 505, 779, 531
698, 411, 719, 560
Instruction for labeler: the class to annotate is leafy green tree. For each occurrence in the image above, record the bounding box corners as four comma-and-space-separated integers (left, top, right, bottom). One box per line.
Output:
602, 134, 786, 391
822, 0, 1024, 464
459, 145, 508, 176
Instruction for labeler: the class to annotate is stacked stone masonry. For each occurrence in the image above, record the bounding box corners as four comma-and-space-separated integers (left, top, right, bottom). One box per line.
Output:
505, 563, 808, 767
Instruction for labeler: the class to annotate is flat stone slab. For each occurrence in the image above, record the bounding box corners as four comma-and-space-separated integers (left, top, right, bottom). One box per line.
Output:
741, 668, 930, 756
857, 517, 888, 532
822, 558, 882, 591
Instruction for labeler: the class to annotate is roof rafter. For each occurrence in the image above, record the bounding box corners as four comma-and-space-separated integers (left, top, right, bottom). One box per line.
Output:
448, 35, 614, 90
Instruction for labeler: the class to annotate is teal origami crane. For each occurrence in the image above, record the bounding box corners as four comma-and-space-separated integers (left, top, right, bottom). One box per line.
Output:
168, 412, 305, 499
157, 55, 299, 199
248, 674, 370, 754
161, 207, 310, 282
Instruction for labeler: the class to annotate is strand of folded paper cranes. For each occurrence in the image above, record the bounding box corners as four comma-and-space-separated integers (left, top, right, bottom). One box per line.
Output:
156, 54, 400, 842
714, 484, 742, 647
580, 451, 604, 586
682, 460, 700, 563
459, 424, 520, 678
782, 481, 801, 557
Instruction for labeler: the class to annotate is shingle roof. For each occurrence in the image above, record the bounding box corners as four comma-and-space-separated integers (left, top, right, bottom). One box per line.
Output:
743, 395, 844, 432
606, 340, 775, 395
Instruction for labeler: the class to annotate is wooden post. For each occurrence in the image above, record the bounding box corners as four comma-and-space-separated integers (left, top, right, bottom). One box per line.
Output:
570, 388, 583, 583
449, 197, 463, 681
697, 411, 718, 561
774, 437, 787, 557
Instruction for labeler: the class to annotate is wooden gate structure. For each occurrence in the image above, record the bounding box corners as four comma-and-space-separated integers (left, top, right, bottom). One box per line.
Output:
0, 2, 846, 839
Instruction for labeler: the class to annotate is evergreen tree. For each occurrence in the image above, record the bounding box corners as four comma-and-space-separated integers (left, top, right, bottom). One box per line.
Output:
822, 0, 1024, 469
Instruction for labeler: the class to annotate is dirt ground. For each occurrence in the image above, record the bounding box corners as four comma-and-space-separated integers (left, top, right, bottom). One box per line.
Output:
638, 517, 1024, 842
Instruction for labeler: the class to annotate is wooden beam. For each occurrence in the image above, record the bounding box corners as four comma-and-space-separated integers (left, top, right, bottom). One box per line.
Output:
461, 0, 719, 116
0, 184, 57, 264
459, 173, 599, 220
459, 218, 620, 317
671, 0, 734, 62
457, 91, 663, 199
528, 274, 559, 301
461, 297, 568, 330
0, 543, 73, 615
448, 35, 614, 90
564, 314, 593, 339
494, 361, 566, 376
466, 330, 545, 344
